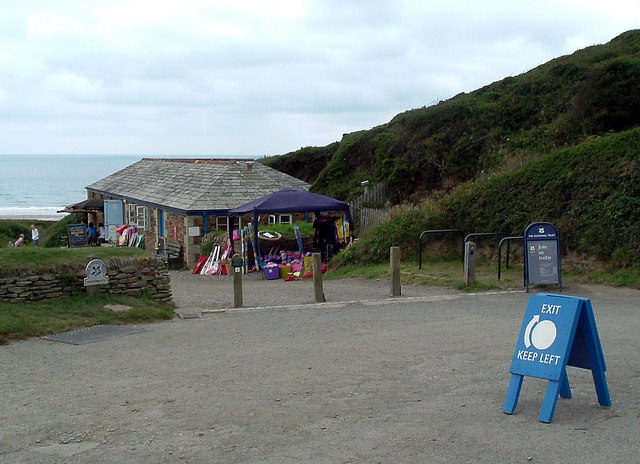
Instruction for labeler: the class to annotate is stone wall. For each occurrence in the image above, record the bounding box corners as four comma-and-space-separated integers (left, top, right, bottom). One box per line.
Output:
0, 256, 173, 304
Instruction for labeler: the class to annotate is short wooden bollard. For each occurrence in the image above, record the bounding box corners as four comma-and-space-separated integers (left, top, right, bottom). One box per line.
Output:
390, 246, 401, 296
231, 254, 243, 308
464, 241, 476, 286
312, 253, 325, 302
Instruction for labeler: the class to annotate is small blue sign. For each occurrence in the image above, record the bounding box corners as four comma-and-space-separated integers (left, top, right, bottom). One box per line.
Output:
524, 222, 562, 291
504, 294, 611, 423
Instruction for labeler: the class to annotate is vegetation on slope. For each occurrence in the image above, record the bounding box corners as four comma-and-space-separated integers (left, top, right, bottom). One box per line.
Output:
336, 128, 640, 267
261, 30, 640, 269
263, 30, 640, 204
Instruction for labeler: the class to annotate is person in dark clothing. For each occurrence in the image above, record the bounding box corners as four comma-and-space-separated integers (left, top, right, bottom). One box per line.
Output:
313, 211, 337, 260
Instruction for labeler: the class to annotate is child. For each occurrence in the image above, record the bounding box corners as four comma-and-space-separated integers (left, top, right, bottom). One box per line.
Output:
31, 224, 40, 247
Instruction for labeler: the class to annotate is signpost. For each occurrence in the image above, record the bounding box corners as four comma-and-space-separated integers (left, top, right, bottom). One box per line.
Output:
84, 258, 109, 295
524, 222, 561, 292
503, 293, 611, 423
231, 254, 243, 308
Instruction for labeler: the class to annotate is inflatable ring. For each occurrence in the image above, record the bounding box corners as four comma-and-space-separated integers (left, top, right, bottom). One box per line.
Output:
257, 230, 282, 240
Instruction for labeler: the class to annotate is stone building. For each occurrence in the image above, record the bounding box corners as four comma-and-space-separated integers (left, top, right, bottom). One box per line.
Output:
86, 158, 309, 267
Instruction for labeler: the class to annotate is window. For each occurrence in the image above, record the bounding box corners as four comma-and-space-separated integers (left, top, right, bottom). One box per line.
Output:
128, 204, 151, 230
269, 214, 292, 225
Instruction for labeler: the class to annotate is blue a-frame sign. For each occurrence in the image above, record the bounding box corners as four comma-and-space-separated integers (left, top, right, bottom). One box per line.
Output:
503, 294, 611, 423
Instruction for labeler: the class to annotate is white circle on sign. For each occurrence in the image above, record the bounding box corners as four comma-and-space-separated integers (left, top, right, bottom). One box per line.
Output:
531, 320, 557, 350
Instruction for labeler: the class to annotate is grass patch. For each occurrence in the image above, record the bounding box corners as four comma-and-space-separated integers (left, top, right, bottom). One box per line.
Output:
0, 293, 175, 345
329, 257, 525, 291
330, 254, 640, 292
1, 218, 64, 249
0, 246, 149, 275
563, 262, 640, 287
261, 220, 315, 238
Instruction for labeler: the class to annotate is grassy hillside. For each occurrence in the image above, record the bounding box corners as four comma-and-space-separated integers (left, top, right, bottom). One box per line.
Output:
337, 128, 640, 267
263, 30, 640, 203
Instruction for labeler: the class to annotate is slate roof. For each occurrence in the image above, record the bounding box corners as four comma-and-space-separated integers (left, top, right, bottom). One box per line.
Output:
86, 158, 310, 214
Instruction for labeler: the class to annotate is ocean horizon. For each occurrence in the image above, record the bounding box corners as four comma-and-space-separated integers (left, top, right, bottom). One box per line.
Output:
0, 154, 249, 221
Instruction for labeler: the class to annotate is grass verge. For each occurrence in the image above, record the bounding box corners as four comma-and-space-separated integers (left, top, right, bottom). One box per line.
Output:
0, 293, 175, 345
329, 257, 640, 291
0, 246, 149, 275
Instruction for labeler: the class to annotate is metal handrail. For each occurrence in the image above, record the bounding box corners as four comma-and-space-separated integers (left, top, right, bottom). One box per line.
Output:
418, 229, 462, 269
498, 236, 523, 280
462, 232, 505, 260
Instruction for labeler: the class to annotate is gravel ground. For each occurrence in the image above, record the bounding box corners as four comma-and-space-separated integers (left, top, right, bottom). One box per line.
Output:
167, 270, 456, 313
1, 273, 639, 463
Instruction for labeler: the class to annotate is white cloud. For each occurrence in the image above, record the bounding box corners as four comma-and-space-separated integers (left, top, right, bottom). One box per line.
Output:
0, 0, 638, 155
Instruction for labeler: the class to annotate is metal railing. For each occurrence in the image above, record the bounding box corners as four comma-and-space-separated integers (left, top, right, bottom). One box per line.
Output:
462, 232, 505, 260
497, 236, 524, 280
418, 229, 463, 269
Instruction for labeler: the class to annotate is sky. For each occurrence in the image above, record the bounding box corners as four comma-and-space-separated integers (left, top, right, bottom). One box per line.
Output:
1, 1, 639, 157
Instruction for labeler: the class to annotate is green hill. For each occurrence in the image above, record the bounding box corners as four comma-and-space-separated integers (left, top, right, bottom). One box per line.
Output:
263, 30, 640, 203
261, 30, 640, 265
338, 128, 640, 265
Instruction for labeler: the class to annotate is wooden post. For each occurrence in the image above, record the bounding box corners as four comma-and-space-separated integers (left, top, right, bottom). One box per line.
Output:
464, 241, 476, 286
231, 253, 243, 308
390, 246, 401, 296
312, 253, 325, 303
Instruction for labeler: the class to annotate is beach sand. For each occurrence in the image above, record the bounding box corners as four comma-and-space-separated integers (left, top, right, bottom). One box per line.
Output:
0, 214, 67, 222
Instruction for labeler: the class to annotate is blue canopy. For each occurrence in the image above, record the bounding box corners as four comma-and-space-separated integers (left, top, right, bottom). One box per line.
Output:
230, 189, 350, 216
229, 189, 354, 259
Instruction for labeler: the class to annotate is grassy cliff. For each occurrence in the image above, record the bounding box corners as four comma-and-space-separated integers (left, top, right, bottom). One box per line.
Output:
262, 30, 640, 266
336, 128, 640, 266
263, 30, 640, 203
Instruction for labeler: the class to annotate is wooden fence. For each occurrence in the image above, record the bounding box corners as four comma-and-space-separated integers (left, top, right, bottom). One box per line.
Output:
350, 182, 391, 233
358, 207, 391, 232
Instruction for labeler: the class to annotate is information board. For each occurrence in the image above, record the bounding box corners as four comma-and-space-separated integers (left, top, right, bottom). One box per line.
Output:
524, 222, 561, 291
67, 224, 88, 248
504, 293, 611, 423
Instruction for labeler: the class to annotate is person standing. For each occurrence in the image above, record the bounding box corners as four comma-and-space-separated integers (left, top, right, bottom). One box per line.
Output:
312, 211, 338, 260
31, 224, 40, 247
87, 222, 98, 246
98, 223, 106, 244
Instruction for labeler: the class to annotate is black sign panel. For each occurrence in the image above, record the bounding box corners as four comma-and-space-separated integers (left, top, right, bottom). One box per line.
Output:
524, 223, 561, 291
68, 224, 88, 248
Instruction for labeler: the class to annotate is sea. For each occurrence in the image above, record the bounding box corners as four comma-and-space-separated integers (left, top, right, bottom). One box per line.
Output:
0, 154, 215, 221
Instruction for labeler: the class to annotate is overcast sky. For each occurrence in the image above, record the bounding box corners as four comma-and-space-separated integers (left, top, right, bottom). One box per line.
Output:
1, 1, 639, 157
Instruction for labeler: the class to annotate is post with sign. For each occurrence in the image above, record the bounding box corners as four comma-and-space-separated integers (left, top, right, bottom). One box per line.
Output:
503, 293, 611, 423
84, 257, 109, 296
464, 241, 476, 286
524, 222, 562, 292
231, 254, 243, 308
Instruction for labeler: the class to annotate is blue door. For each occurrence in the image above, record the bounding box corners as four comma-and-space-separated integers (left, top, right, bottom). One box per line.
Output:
159, 209, 165, 237
104, 200, 125, 242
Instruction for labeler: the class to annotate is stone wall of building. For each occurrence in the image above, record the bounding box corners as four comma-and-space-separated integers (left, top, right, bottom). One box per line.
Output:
0, 256, 173, 304
164, 211, 186, 244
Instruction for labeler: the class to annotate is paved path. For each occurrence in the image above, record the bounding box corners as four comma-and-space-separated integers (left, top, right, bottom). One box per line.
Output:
1, 275, 639, 463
